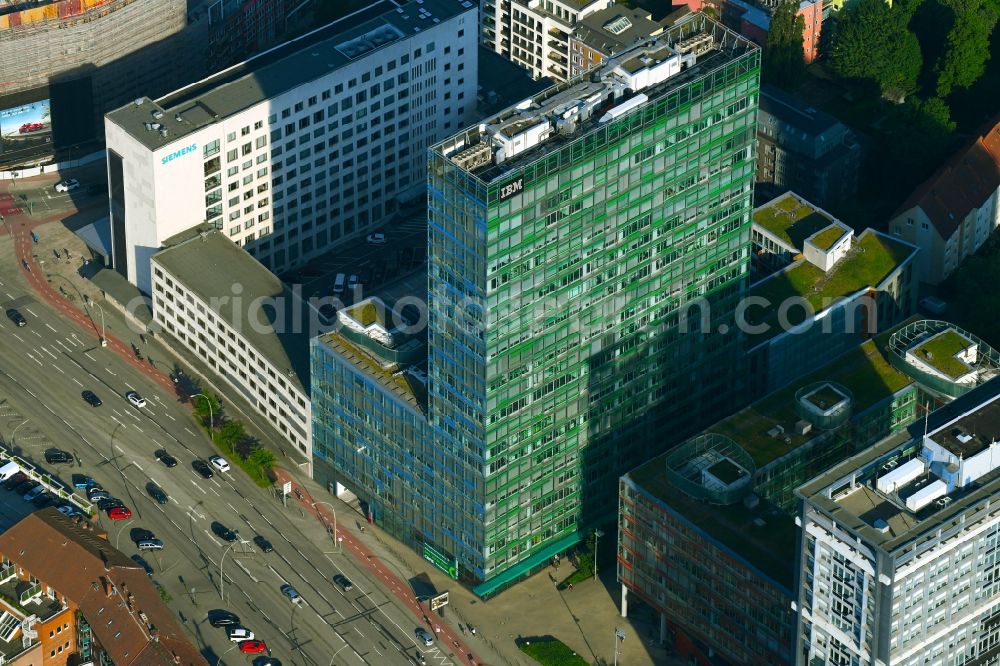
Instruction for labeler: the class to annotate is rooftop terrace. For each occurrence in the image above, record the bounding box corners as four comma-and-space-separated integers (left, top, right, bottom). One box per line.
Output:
913, 328, 976, 380
752, 192, 834, 251
435, 12, 758, 183
747, 229, 917, 343
799, 379, 1000, 550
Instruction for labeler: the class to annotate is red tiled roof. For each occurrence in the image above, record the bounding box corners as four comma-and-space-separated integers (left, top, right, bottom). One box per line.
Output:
0, 509, 206, 666
894, 118, 1000, 239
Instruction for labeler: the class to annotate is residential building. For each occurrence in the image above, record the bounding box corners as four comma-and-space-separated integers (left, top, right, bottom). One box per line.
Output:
207, 0, 298, 69
476, 46, 553, 117
746, 192, 918, 398
0, 508, 206, 666
480, 0, 615, 81
795, 376, 1000, 665
105, 0, 477, 293
755, 85, 862, 209
720, 0, 824, 64
889, 117, 1000, 285
150, 227, 314, 462
0, 0, 203, 166
567, 6, 664, 79
619, 318, 1000, 666
313, 14, 761, 594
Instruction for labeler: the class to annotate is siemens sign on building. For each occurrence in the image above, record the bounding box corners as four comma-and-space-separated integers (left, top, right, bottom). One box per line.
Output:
160, 143, 197, 165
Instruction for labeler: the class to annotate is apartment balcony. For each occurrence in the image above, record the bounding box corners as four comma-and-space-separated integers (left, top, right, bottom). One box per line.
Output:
482, 2, 496, 14
547, 27, 568, 42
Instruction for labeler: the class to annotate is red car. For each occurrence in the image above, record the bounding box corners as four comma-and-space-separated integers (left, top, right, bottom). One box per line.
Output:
238, 640, 267, 654
107, 506, 132, 520
18, 122, 44, 134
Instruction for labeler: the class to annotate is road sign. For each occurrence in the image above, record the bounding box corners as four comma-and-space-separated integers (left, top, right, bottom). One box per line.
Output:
430, 592, 449, 611
282, 481, 292, 496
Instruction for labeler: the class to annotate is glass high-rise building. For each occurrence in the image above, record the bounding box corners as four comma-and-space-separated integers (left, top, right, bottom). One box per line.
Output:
426, 14, 760, 592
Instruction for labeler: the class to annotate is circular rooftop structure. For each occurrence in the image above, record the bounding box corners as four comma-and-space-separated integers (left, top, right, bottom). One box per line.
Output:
662, 433, 756, 505
887, 320, 1000, 398
794, 381, 853, 431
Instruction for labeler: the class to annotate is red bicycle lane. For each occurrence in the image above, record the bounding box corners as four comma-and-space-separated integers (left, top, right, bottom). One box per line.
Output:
272, 467, 483, 666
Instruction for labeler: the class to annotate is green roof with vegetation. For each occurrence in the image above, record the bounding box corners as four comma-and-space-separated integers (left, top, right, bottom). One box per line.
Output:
628, 458, 797, 587
914, 329, 974, 379
748, 230, 916, 342
810, 225, 848, 251
753, 194, 834, 250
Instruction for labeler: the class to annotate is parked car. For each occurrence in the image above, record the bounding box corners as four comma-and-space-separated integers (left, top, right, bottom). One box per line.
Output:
3, 472, 26, 491
332, 574, 353, 591
211, 522, 237, 542
97, 497, 123, 511
192, 459, 214, 479
366, 233, 386, 245
208, 610, 240, 627
280, 584, 303, 605
32, 493, 55, 508
130, 528, 155, 543
137, 539, 164, 551
13, 480, 36, 495
107, 506, 132, 520
146, 482, 168, 505
155, 449, 178, 468
125, 391, 146, 408
54, 178, 80, 193
82, 390, 102, 407
5, 309, 26, 327
44, 449, 73, 464
239, 641, 268, 654
252, 658, 283, 666
57, 505, 83, 518
253, 535, 273, 553
415, 627, 434, 647
227, 627, 255, 642
131, 554, 154, 576
88, 487, 111, 502
209, 455, 230, 473
23, 485, 45, 502
72, 474, 98, 489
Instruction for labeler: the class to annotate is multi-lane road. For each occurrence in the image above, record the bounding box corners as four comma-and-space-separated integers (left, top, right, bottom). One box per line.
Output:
0, 260, 431, 665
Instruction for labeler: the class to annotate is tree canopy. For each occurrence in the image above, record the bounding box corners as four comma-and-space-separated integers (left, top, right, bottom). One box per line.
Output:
762, 1, 807, 89
829, 0, 923, 99
934, 0, 999, 96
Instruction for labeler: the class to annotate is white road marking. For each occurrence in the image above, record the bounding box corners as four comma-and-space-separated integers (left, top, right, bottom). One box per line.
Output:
189, 480, 207, 495
114, 444, 124, 454
210, 487, 220, 497
72, 378, 83, 387
24, 308, 36, 317
132, 462, 143, 472
41, 346, 57, 359
51, 363, 64, 374
31, 330, 41, 338
164, 413, 175, 421
84, 352, 96, 362
104, 367, 115, 376
188, 505, 206, 519
12, 333, 23, 343
354, 627, 365, 638
45, 323, 56, 333
132, 425, 143, 433
125, 383, 135, 391
184, 427, 195, 436
57, 339, 72, 353
5, 292, 13, 300
26, 354, 42, 366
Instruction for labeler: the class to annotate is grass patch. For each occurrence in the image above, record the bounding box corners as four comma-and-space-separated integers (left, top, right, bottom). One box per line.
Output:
914, 329, 973, 379
519, 639, 589, 666
753, 196, 831, 249
810, 226, 847, 251
557, 550, 594, 590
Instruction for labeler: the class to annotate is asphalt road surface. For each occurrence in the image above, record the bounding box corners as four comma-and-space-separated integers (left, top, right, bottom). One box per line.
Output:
0, 263, 433, 665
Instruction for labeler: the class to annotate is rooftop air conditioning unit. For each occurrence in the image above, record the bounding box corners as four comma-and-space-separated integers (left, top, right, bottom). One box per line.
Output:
152, 110, 164, 120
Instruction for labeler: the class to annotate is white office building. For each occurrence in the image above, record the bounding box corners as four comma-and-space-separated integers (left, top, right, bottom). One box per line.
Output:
151, 227, 314, 462
106, 0, 478, 293
796, 380, 1000, 666
480, 0, 614, 81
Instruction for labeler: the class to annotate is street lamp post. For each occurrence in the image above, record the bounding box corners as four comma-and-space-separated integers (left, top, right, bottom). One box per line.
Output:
219, 537, 244, 602
311, 500, 339, 552
93, 302, 107, 347
613, 628, 625, 666
11, 419, 29, 447
193, 393, 215, 440
593, 529, 605, 582
217, 643, 238, 665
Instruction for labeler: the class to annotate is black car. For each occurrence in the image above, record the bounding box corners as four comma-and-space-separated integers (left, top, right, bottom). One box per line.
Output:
31, 493, 55, 508
130, 528, 155, 543
208, 609, 241, 627
14, 480, 37, 495
146, 481, 168, 505
44, 449, 73, 464
5, 309, 25, 327
82, 390, 102, 407
252, 658, 283, 666
3, 472, 26, 490
131, 554, 154, 576
155, 449, 178, 468
211, 521, 237, 542
87, 487, 111, 502
252, 535, 273, 553
192, 459, 214, 479
97, 497, 124, 511
332, 574, 353, 591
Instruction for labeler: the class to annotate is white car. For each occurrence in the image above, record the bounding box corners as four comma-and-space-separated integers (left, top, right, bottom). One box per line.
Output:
54, 179, 80, 193
125, 391, 146, 408
366, 233, 386, 245
209, 455, 231, 473
226, 627, 255, 642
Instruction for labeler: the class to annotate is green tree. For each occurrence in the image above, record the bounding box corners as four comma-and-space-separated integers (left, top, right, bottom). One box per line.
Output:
886, 96, 957, 171
191, 393, 222, 428
248, 448, 277, 479
829, 0, 923, 98
935, 0, 999, 96
217, 420, 246, 455
763, 1, 807, 89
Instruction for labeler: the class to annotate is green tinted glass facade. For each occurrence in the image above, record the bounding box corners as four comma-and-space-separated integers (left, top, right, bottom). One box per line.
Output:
428, 17, 762, 587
